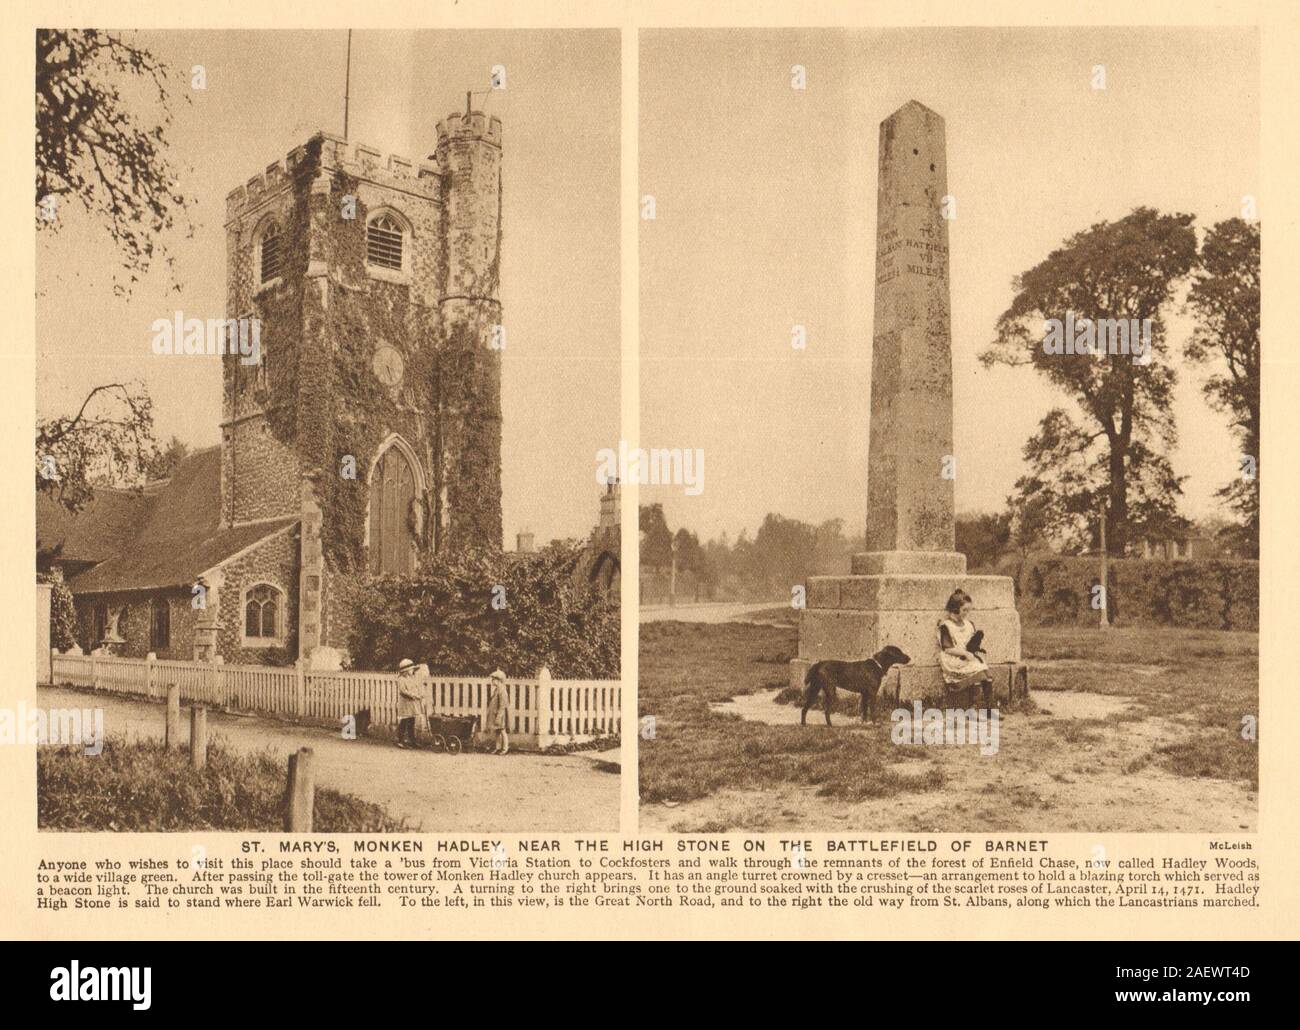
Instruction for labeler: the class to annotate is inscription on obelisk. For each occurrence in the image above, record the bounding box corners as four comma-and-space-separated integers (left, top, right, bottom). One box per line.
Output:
863, 100, 957, 569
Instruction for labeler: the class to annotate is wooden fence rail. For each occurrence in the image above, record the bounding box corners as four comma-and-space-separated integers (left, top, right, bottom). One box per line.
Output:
48, 650, 620, 747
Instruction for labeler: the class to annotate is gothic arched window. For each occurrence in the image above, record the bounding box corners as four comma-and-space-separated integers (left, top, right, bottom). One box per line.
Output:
366, 212, 406, 272
369, 439, 422, 575
243, 583, 282, 642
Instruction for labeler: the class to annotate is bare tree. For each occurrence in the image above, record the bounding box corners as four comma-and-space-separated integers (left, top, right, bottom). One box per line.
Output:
36, 29, 192, 293
37, 382, 157, 512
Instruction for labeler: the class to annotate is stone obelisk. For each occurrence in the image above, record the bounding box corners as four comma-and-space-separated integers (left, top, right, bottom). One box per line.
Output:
792, 101, 1026, 703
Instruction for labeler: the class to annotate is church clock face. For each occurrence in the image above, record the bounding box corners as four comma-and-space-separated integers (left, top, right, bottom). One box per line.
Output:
372, 344, 405, 388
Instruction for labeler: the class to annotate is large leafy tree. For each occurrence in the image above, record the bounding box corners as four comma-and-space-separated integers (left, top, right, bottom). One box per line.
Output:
36, 29, 191, 293
750, 513, 817, 595
955, 511, 1012, 570
638, 504, 674, 570
671, 527, 717, 596
1008, 408, 1189, 555
1185, 218, 1260, 556
981, 207, 1198, 554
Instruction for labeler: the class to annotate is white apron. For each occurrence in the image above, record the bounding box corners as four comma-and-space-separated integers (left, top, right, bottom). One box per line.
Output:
937, 617, 990, 688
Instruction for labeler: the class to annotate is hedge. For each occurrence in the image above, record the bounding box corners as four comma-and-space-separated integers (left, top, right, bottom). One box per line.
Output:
1016, 556, 1258, 630
345, 541, 619, 679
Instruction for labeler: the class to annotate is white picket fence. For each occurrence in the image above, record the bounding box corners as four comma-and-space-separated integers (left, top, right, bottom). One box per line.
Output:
50, 651, 620, 747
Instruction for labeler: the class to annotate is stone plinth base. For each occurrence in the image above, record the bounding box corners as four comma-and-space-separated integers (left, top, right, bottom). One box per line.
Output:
793, 560, 1026, 704
798, 576, 1022, 664
789, 658, 1030, 706
806, 573, 1015, 614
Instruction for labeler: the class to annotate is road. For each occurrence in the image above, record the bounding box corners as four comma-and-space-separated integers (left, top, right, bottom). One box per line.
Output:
38, 686, 619, 833
639, 601, 784, 624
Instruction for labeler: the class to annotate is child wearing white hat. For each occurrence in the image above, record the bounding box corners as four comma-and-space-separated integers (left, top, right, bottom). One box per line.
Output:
486, 669, 510, 755
396, 658, 424, 748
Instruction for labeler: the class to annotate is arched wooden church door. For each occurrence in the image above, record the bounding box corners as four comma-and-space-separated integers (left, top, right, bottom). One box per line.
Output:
369, 441, 420, 575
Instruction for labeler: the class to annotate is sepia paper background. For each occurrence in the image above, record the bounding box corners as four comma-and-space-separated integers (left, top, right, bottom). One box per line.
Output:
3, 0, 1297, 940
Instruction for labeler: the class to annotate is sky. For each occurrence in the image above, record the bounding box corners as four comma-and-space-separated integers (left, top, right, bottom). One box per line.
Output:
638, 26, 1260, 543
36, 29, 621, 547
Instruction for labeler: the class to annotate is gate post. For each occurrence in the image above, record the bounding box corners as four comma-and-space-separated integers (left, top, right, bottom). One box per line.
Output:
285, 748, 315, 832
535, 666, 553, 748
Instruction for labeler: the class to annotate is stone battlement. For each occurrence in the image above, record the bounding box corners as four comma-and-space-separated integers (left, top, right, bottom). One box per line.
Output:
435, 110, 503, 148
225, 132, 441, 220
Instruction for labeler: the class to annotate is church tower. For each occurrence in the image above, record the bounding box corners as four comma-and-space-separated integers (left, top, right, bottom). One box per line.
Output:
220, 105, 504, 664
432, 107, 504, 555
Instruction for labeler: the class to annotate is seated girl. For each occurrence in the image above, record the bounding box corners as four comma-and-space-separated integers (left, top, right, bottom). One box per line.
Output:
938, 588, 994, 712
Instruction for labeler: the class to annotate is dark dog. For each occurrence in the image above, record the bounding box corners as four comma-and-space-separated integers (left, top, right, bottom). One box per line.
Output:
801, 645, 911, 726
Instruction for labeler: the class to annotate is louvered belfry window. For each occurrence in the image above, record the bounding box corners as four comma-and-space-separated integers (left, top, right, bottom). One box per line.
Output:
367, 215, 404, 271
259, 223, 283, 283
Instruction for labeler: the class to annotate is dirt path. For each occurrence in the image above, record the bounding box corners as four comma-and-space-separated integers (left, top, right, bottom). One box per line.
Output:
39, 686, 618, 833
645, 688, 1256, 834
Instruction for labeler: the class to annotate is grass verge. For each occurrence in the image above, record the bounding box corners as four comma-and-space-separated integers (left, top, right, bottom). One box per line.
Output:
640, 620, 1258, 804
38, 735, 408, 832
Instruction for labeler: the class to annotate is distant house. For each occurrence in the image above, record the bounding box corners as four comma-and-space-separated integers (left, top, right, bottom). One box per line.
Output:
1133, 532, 1219, 561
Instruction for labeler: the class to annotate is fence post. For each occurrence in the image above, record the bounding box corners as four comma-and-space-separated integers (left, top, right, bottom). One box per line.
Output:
285, 748, 315, 832
165, 684, 181, 750
214, 655, 227, 712
190, 706, 208, 771
90, 652, 100, 692
145, 652, 156, 698
535, 666, 552, 748
294, 658, 307, 719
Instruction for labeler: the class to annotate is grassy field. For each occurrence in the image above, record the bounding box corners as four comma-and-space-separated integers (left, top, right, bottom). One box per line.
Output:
39, 736, 408, 832
638, 616, 1257, 831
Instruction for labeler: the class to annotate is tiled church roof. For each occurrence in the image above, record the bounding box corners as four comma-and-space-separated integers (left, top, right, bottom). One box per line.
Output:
36, 446, 297, 595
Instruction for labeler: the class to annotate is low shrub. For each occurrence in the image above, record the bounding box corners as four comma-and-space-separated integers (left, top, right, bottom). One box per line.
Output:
38, 736, 407, 832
